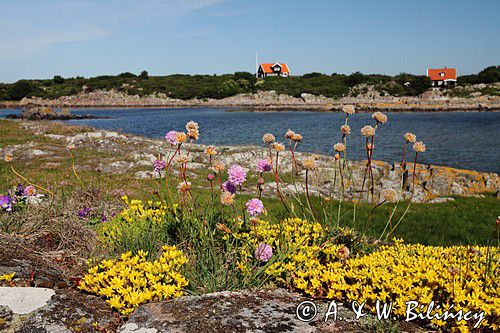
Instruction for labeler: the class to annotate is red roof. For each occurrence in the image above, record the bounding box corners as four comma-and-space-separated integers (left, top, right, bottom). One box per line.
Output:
427, 67, 457, 81
259, 63, 290, 74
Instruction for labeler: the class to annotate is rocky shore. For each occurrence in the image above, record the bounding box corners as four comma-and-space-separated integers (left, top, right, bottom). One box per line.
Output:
2, 120, 498, 204
2, 86, 499, 111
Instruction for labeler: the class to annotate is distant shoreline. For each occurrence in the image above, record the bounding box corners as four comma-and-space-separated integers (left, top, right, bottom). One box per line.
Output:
1, 89, 499, 112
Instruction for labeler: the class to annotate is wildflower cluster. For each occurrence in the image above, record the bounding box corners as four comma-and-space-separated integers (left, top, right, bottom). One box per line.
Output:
97, 196, 169, 253
0, 184, 40, 212
231, 217, 347, 295
78, 246, 188, 315
334, 243, 499, 332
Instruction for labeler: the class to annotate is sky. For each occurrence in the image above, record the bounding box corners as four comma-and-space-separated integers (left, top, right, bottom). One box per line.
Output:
1, 0, 499, 82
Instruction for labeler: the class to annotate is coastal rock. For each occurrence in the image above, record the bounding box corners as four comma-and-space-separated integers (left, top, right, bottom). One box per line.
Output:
0, 235, 119, 333
121, 288, 424, 333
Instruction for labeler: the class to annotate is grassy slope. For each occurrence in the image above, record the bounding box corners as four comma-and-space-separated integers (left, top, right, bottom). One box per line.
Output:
1, 119, 498, 246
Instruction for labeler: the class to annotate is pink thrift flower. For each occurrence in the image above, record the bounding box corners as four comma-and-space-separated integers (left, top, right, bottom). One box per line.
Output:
254, 243, 273, 262
165, 131, 178, 145
256, 159, 272, 172
245, 198, 264, 216
228, 164, 247, 185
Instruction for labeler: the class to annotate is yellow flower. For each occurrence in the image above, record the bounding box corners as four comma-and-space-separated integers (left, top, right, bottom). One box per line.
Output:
204, 145, 217, 156
0, 272, 15, 282
3, 153, 13, 162
272, 142, 285, 152
175, 132, 187, 143
333, 143, 346, 152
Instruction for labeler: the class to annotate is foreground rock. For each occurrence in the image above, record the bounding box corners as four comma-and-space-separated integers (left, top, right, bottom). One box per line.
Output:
0, 235, 120, 332
121, 288, 424, 333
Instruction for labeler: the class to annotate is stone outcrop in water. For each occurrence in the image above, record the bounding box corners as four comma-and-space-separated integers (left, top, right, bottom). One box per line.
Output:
6, 107, 103, 120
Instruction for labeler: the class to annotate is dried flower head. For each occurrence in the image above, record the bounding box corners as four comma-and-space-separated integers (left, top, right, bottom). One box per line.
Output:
212, 160, 225, 173
292, 133, 303, 142
220, 191, 235, 206
334, 153, 340, 161
176, 155, 189, 165
404, 132, 417, 143
302, 157, 317, 170
333, 143, 346, 152
216, 223, 232, 234
4, 153, 13, 162
342, 105, 355, 115
257, 177, 265, 185
67, 144, 76, 151
187, 129, 199, 140
262, 133, 275, 144
185, 121, 199, 132
337, 246, 350, 260
175, 132, 187, 143
372, 112, 388, 124
207, 173, 215, 181
413, 141, 426, 153
204, 145, 217, 156
285, 129, 295, 139
341, 125, 351, 135
383, 188, 398, 203
254, 243, 273, 262
311, 154, 320, 160
361, 125, 376, 137
272, 142, 285, 152
177, 181, 191, 193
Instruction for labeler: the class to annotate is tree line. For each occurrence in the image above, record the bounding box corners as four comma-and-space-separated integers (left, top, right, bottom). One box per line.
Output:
1, 66, 498, 101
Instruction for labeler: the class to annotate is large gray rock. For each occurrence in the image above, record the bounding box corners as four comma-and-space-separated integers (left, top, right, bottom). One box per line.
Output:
121, 289, 423, 333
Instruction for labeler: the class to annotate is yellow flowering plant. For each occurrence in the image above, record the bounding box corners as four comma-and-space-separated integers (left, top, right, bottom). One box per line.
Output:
79, 245, 188, 315
97, 196, 174, 258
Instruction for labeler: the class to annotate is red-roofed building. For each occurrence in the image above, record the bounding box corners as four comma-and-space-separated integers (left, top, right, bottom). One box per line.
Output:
427, 67, 457, 87
257, 63, 290, 78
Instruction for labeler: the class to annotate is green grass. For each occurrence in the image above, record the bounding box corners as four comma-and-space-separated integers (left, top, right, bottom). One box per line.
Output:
1, 119, 498, 247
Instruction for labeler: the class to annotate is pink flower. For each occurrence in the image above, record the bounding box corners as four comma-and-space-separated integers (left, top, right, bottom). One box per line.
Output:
245, 198, 264, 216
254, 243, 273, 262
256, 159, 272, 172
228, 164, 247, 186
165, 131, 178, 145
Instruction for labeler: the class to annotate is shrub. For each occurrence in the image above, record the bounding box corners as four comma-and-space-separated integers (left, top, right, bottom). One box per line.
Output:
78, 246, 188, 315
7, 80, 36, 100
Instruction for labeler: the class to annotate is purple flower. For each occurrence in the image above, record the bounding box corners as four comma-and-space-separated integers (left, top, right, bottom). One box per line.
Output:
101, 214, 107, 222
222, 181, 237, 195
153, 159, 166, 172
78, 207, 92, 219
23, 185, 36, 196
245, 198, 264, 216
256, 159, 272, 172
254, 243, 273, 262
16, 184, 24, 195
165, 131, 178, 145
0, 195, 12, 211
228, 164, 247, 186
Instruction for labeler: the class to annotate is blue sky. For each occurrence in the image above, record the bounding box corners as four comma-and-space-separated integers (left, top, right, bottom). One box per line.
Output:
1, 0, 499, 82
